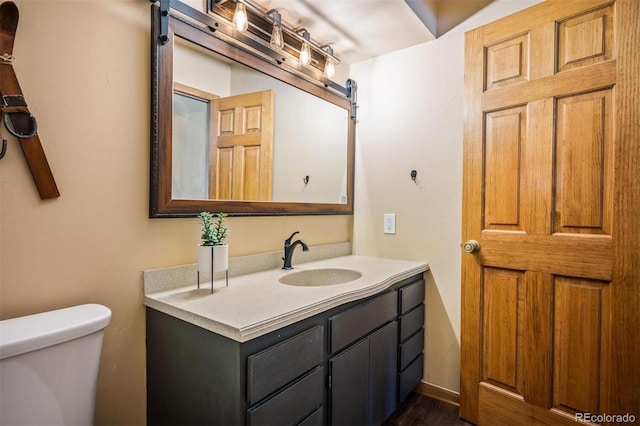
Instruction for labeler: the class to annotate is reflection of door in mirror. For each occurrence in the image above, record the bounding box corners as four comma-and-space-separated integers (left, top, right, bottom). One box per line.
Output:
213, 90, 274, 201
172, 84, 274, 201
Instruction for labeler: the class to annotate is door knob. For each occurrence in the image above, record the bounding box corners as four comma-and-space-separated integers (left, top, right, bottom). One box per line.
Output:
462, 240, 480, 254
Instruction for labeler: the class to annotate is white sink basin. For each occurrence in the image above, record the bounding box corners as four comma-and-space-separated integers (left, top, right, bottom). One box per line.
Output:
279, 268, 362, 287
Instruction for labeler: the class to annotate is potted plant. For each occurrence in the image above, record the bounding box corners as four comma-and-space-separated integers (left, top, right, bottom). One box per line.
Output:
197, 212, 229, 273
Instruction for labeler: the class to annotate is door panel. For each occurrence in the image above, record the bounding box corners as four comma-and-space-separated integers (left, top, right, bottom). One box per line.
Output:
481, 268, 522, 393
552, 278, 610, 416
484, 107, 526, 230
554, 89, 613, 235
485, 35, 529, 89
216, 149, 233, 200
462, 0, 640, 424
556, 5, 614, 72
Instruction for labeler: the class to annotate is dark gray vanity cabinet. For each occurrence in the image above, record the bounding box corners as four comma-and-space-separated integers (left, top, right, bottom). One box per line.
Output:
146, 274, 425, 426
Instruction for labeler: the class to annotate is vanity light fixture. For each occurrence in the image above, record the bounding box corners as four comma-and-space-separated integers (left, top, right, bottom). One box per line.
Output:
297, 29, 312, 66
322, 45, 336, 78
233, 2, 249, 32
266, 9, 285, 51
194, 0, 350, 87
216, 1, 341, 78
153, 0, 358, 142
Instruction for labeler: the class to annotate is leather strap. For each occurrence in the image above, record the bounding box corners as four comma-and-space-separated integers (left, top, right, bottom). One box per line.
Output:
0, 2, 17, 55
0, 1, 59, 199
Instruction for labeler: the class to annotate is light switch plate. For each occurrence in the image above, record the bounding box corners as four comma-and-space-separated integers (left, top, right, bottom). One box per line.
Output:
384, 214, 396, 234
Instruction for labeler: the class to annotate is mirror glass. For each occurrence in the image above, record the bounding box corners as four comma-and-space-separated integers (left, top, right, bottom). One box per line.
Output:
149, 9, 355, 217
173, 38, 349, 204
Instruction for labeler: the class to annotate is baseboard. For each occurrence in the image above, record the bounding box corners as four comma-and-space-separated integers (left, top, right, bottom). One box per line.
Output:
415, 381, 460, 407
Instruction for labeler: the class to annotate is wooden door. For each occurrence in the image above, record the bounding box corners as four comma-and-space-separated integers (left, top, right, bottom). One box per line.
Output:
211, 90, 274, 200
461, 0, 640, 424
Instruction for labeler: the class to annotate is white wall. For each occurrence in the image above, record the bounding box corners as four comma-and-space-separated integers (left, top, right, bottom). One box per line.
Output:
174, 38, 232, 96
351, 0, 543, 393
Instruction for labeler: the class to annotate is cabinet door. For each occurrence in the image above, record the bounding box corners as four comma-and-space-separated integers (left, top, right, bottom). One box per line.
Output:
330, 338, 369, 426
369, 321, 397, 425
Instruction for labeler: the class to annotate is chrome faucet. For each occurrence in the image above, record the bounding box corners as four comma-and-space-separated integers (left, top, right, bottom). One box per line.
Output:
282, 231, 309, 270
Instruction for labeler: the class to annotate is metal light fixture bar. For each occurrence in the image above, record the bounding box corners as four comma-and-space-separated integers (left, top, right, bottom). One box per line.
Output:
211, 0, 344, 78
150, 0, 356, 115
229, 0, 342, 68
167, 1, 323, 79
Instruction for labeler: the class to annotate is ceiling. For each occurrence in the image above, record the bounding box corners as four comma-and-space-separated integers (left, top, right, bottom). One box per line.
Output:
246, 0, 495, 64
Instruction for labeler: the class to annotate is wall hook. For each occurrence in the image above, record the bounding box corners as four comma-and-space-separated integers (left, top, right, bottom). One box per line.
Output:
303, 175, 310, 185
410, 169, 418, 183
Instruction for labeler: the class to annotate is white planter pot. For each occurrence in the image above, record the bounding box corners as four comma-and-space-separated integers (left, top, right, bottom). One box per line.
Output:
197, 244, 229, 273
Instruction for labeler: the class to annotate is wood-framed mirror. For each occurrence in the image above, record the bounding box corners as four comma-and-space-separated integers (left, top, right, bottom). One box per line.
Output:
150, 2, 356, 217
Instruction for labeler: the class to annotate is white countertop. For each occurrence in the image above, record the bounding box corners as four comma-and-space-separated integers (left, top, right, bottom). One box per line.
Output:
143, 255, 428, 342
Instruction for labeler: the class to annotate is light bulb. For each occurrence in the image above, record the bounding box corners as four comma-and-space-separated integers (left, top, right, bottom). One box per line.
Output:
233, 3, 248, 32
270, 22, 284, 51
300, 41, 311, 65
324, 56, 335, 78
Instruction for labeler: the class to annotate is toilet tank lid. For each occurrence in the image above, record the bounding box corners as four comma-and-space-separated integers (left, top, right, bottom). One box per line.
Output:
0, 304, 112, 360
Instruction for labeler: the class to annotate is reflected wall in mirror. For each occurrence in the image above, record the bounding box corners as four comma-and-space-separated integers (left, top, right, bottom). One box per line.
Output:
150, 6, 355, 217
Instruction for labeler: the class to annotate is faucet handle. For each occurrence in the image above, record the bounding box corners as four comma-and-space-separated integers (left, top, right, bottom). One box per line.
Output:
285, 231, 300, 245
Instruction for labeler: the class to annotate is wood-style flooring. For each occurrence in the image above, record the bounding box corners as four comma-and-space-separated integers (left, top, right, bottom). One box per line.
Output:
384, 393, 473, 426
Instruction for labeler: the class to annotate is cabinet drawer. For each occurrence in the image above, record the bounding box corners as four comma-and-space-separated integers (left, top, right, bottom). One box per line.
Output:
247, 326, 323, 405
398, 354, 423, 403
399, 329, 424, 371
297, 406, 323, 426
399, 304, 424, 342
248, 367, 324, 426
399, 279, 424, 314
329, 290, 397, 353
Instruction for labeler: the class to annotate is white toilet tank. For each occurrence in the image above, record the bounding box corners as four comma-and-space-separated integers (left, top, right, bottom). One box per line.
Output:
0, 304, 111, 426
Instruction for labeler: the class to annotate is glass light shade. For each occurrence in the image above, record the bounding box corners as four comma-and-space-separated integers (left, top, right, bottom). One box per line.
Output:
233, 3, 248, 32
299, 41, 311, 66
270, 23, 284, 51
324, 56, 336, 78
